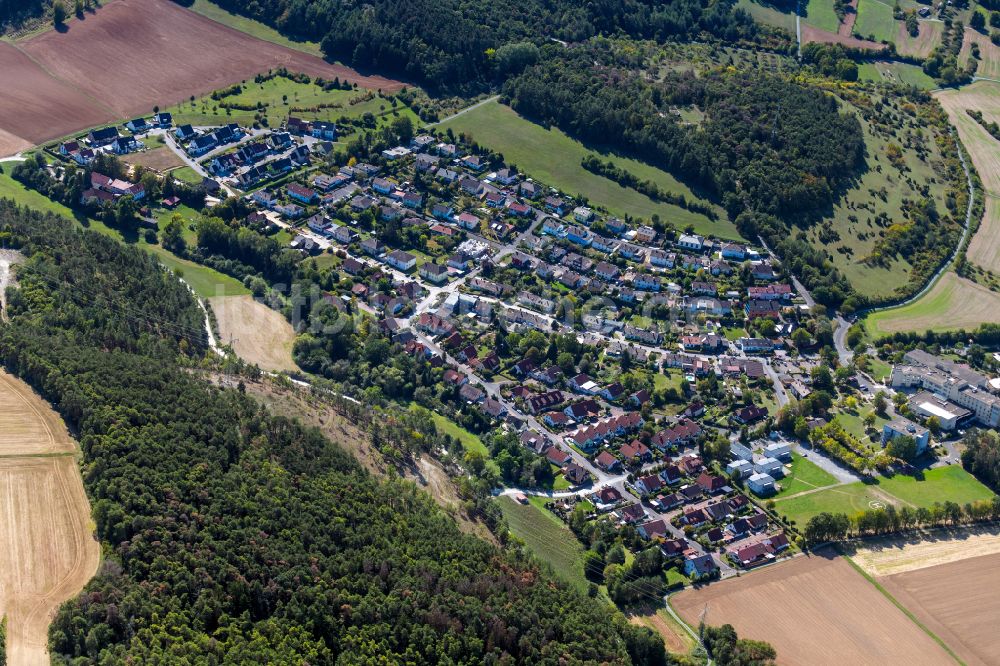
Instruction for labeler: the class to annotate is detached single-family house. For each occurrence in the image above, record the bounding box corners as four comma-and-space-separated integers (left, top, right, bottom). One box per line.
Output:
419, 262, 449, 284
386, 250, 417, 271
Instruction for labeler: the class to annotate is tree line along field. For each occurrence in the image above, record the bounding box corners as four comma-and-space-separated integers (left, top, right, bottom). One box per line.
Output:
439, 99, 739, 239
0, 0, 403, 156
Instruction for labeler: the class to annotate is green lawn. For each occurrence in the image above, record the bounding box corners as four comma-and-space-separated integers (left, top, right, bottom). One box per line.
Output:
498, 495, 590, 593
170, 166, 204, 185
654, 370, 686, 392
867, 356, 892, 382
802, 0, 843, 32
422, 408, 491, 458
0, 170, 80, 218
147, 246, 249, 297
857, 61, 937, 90
187, 0, 325, 57
774, 453, 838, 498
774, 482, 892, 526
775, 467, 995, 526
735, 0, 798, 32
167, 78, 418, 132
440, 100, 740, 239
833, 407, 889, 446
854, 0, 898, 42
876, 466, 994, 508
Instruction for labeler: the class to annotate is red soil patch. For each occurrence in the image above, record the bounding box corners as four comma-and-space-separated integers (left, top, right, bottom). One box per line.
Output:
0, 0, 404, 155
802, 23, 887, 50
839, 0, 858, 37
0, 42, 112, 149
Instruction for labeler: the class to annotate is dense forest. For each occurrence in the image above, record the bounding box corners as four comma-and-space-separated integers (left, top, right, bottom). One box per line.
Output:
194, 0, 760, 89
961, 429, 1000, 492
505, 45, 863, 218
0, 199, 667, 663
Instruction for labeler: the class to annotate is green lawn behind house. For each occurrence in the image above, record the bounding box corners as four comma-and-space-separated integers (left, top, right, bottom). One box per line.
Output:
773, 453, 838, 498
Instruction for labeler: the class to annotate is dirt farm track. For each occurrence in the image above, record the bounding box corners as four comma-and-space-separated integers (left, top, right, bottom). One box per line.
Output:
0, 0, 403, 156
0, 369, 99, 665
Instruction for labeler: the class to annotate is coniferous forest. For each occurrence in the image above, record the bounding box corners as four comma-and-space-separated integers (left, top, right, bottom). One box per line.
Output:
0, 201, 667, 664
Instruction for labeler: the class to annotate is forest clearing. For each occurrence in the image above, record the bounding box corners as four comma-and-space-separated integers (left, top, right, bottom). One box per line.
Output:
209, 295, 298, 372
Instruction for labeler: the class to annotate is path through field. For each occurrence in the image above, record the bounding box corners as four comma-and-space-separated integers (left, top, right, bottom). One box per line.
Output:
0, 370, 99, 665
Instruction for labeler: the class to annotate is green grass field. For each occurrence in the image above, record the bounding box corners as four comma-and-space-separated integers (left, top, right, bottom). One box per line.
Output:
864, 271, 1000, 336
775, 466, 994, 525
167, 78, 417, 133
876, 465, 994, 507
833, 407, 889, 446
774, 482, 896, 526
774, 453, 838, 498
498, 496, 590, 593
857, 61, 938, 90
735, 0, 799, 32
802, 0, 843, 32
170, 166, 204, 185
806, 90, 953, 300
187, 0, 324, 57
421, 408, 496, 461
440, 100, 740, 239
854, 0, 898, 42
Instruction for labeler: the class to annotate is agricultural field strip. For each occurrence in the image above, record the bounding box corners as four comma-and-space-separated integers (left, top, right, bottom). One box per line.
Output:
846, 524, 1000, 576
672, 552, 956, 666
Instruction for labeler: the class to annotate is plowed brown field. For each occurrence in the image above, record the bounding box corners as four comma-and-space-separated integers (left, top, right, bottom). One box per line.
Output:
672, 552, 955, 666
0, 0, 404, 155
0, 370, 99, 665
880, 552, 1000, 666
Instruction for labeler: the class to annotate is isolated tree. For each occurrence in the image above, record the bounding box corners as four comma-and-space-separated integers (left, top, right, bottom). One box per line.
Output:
873, 391, 888, 416
887, 435, 918, 462
53, 1, 67, 26
75, 0, 83, 18
971, 10, 986, 32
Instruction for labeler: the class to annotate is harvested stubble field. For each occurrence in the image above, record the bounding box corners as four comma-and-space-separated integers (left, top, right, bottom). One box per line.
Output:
879, 552, 1000, 666
961, 27, 1000, 80
936, 81, 1000, 273
672, 551, 955, 665
0, 370, 99, 665
801, 23, 887, 50
895, 20, 944, 59
846, 524, 1000, 577
209, 295, 298, 372
866, 271, 1000, 334
0, 0, 403, 155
